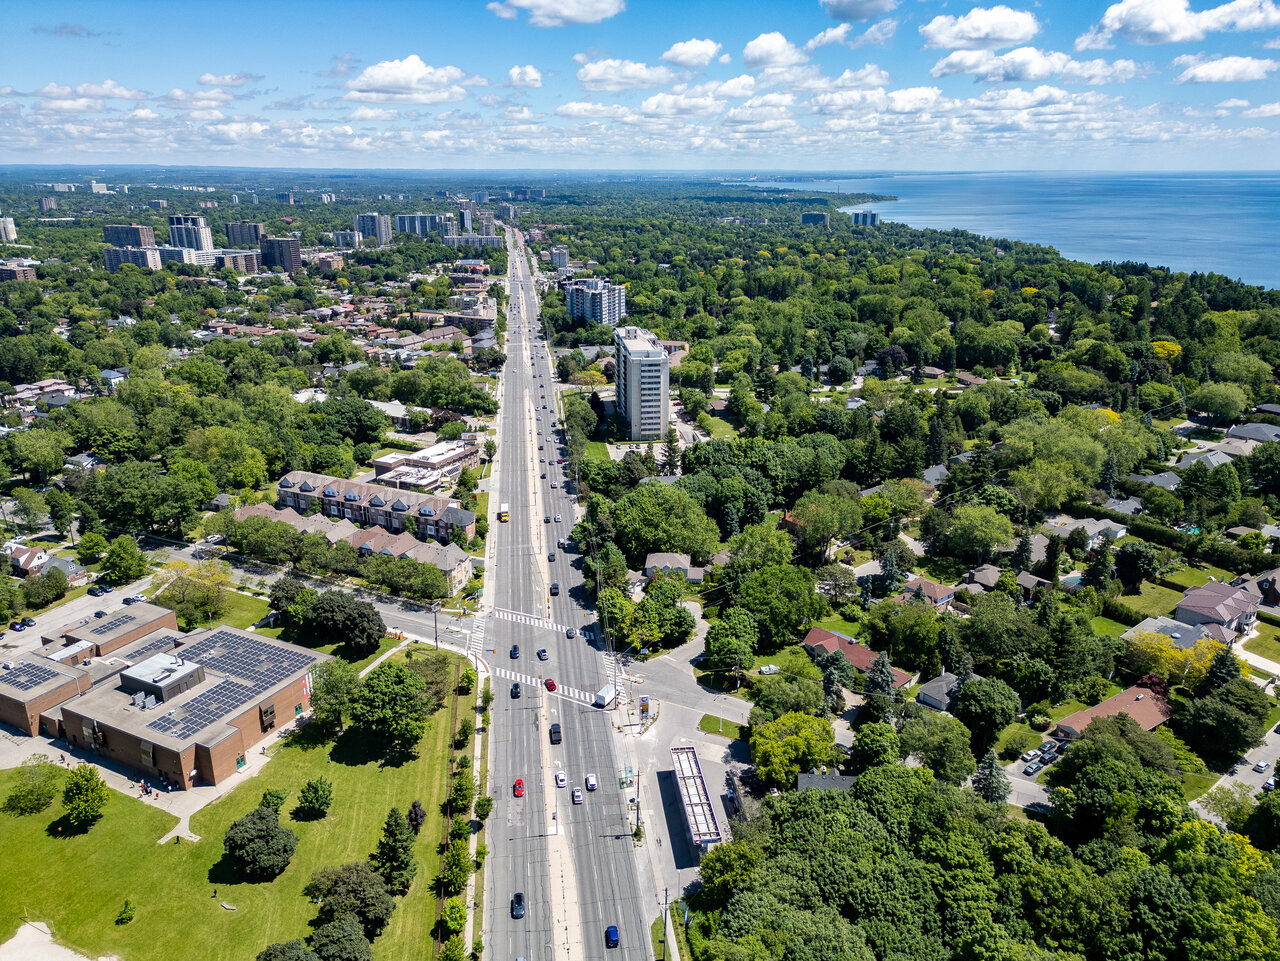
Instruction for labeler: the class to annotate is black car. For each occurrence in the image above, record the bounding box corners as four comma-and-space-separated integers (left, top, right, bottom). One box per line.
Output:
100, 584, 113, 593
550, 582, 559, 596
93, 610, 108, 618
511, 892, 526, 919
510, 644, 520, 659
566, 627, 576, 639
550, 722, 562, 744
88, 585, 104, 597
21, 616, 35, 627
548, 552, 556, 561
512, 682, 522, 699
544, 515, 551, 524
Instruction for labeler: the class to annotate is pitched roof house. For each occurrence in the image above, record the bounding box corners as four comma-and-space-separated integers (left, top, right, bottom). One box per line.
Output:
1056, 685, 1173, 739
801, 628, 913, 688
1175, 582, 1259, 634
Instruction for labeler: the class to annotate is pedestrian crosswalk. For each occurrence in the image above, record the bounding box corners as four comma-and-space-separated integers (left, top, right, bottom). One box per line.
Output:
491, 666, 593, 704
469, 614, 486, 658
492, 607, 575, 635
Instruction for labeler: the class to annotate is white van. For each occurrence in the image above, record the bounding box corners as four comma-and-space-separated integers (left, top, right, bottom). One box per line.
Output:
594, 685, 616, 708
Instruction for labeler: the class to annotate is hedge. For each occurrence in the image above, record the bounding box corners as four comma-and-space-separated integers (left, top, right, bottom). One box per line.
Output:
1102, 596, 1145, 628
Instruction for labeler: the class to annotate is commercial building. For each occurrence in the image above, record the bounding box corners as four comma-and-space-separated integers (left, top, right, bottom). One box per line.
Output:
565, 277, 627, 326
167, 214, 213, 251
471, 190, 490, 204
276, 470, 476, 543
260, 236, 303, 273
670, 747, 721, 852
0, 264, 37, 281
226, 221, 266, 247
550, 245, 569, 268
103, 224, 155, 247
105, 246, 163, 272
0, 218, 16, 242
59, 626, 328, 788
613, 325, 669, 441
355, 212, 392, 246
372, 441, 481, 488
849, 210, 880, 226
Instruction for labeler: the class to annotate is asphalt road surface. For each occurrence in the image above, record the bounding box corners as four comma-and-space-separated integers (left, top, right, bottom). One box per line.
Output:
485, 229, 651, 961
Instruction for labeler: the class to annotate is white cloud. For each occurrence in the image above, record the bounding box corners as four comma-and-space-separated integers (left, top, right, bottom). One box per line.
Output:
486, 0, 624, 26
743, 32, 808, 68
576, 59, 674, 91
198, 72, 263, 87
346, 106, 398, 121
640, 91, 721, 116
1076, 0, 1280, 50
807, 24, 852, 51
920, 5, 1040, 50
857, 19, 898, 47
820, 0, 899, 21
36, 97, 102, 113
661, 38, 723, 68
886, 86, 942, 112
343, 55, 477, 104
162, 87, 236, 110
555, 100, 634, 118
931, 47, 1140, 84
1174, 53, 1279, 81
1243, 100, 1280, 114
832, 64, 892, 87
508, 64, 543, 87
74, 79, 147, 99
715, 74, 757, 98
1217, 97, 1251, 106
204, 121, 269, 142
128, 107, 159, 120
809, 87, 889, 114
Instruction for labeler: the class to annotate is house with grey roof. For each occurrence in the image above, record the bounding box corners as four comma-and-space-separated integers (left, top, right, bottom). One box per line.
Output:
964, 564, 1003, 592
1228, 423, 1280, 443
1178, 449, 1233, 470
916, 670, 985, 712
1103, 496, 1144, 516
643, 552, 705, 584
1127, 471, 1181, 491
1122, 615, 1231, 648
1175, 582, 1259, 635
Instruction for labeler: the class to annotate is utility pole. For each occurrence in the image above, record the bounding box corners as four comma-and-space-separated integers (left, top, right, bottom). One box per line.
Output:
429, 601, 441, 649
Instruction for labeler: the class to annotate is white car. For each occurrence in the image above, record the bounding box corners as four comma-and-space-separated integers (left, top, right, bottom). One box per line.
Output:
554, 513, 561, 523
1256, 760, 1272, 773
555, 771, 567, 788
759, 664, 780, 675
572, 787, 583, 804
585, 773, 598, 791
205, 534, 224, 544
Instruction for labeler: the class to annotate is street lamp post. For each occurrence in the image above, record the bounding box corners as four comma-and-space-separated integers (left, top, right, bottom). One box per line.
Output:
428, 601, 441, 649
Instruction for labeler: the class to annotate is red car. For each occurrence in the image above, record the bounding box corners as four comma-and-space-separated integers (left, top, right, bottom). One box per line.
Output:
514, 778, 525, 797
545, 678, 557, 692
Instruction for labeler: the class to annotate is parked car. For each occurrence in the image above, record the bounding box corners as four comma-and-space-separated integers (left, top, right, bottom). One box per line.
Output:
1256, 760, 1271, 773
1023, 761, 1045, 776
124, 594, 146, 605
759, 664, 780, 675
1020, 749, 1041, 763
10, 622, 26, 632
93, 610, 107, 619
1266, 776, 1277, 792
21, 617, 35, 627
88, 585, 105, 597
100, 584, 113, 593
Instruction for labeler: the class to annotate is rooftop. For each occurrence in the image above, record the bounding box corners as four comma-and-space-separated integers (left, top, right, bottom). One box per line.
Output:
1057, 685, 1173, 737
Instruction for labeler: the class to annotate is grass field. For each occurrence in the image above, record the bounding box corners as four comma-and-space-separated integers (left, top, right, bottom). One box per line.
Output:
702, 416, 738, 439
583, 440, 611, 462
0, 655, 463, 961
813, 615, 861, 638
217, 591, 272, 630
1245, 622, 1280, 665
1163, 564, 1234, 589
1090, 616, 1131, 637
1126, 581, 1185, 618
699, 715, 746, 741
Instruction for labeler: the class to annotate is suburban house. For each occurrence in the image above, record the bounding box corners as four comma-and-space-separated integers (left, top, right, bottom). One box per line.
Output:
643, 552, 705, 584
964, 564, 1004, 592
1235, 567, 1280, 607
801, 628, 913, 689
1178, 449, 1233, 470
896, 575, 955, 610
1102, 496, 1144, 516
275, 470, 476, 544
1043, 516, 1128, 548
1015, 571, 1053, 601
8, 546, 88, 586
1121, 615, 1233, 648
1127, 471, 1181, 492
916, 670, 984, 713
1175, 582, 1259, 636
1228, 422, 1280, 443
1056, 684, 1173, 739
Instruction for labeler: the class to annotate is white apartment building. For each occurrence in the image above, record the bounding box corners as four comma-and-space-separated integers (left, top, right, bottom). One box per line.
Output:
0, 218, 16, 243
565, 277, 627, 326
614, 325, 669, 441
167, 215, 213, 251
355, 213, 392, 246
550, 245, 569, 268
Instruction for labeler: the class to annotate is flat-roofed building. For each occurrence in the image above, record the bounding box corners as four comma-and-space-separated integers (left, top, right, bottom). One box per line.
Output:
0, 263, 37, 281
103, 224, 156, 247
167, 214, 213, 251
614, 325, 669, 441
260, 236, 303, 273
226, 221, 266, 247
565, 277, 626, 325
104, 246, 163, 272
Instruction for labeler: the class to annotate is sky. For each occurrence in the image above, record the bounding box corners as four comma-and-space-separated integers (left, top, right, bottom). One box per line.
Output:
2, 0, 1280, 170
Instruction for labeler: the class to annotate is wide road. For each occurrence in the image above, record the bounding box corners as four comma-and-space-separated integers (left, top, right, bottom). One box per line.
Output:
485, 229, 651, 961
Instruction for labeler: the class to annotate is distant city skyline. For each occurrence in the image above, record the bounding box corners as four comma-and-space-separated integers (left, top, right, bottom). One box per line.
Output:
2, 0, 1280, 169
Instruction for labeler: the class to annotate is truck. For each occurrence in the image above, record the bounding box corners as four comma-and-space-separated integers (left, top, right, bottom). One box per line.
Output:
594, 684, 616, 709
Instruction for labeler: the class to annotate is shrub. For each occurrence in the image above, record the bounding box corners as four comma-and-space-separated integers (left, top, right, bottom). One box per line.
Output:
115, 899, 136, 925
454, 717, 474, 749
1029, 715, 1051, 732
459, 666, 477, 693
407, 799, 427, 834
295, 778, 333, 820
1076, 675, 1111, 705
474, 796, 493, 821
260, 788, 288, 812
442, 896, 468, 934
223, 807, 298, 880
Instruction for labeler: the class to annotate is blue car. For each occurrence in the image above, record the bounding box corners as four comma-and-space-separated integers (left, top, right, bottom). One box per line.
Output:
10, 622, 25, 632
605, 925, 619, 948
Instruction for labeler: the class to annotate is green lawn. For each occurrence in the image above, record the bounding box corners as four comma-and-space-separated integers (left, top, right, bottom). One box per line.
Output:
1126, 582, 1184, 618
993, 689, 1121, 757
699, 715, 745, 741
218, 592, 272, 630
703, 416, 738, 439
1163, 564, 1234, 589
813, 615, 861, 638
1090, 616, 1131, 638
1181, 771, 1220, 802
583, 440, 610, 462
1244, 622, 1280, 665
915, 555, 969, 584
0, 658, 462, 961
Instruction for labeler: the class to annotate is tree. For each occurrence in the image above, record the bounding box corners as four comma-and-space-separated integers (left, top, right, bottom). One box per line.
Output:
260, 788, 288, 812
309, 915, 372, 961
307, 591, 386, 657
3, 754, 61, 816
75, 530, 109, 566
257, 941, 319, 961
296, 777, 333, 820
1200, 781, 1256, 834
39, 486, 76, 533
605, 482, 720, 566
307, 862, 396, 938
1187, 381, 1248, 423
1099, 453, 1118, 497
101, 535, 148, 583
62, 764, 109, 829
223, 806, 298, 880
152, 559, 232, 628
662, 426, 681, 475
947, 504, 1014, 561
442, 896, 468, 934
1198, 645, 1243, 696
483, 438, 497, 462
865, 651, 897, 698
704, 607, 758, 680
11, 488, 49, 531
899, 713, 976, 785
441, 838, 472, 893
734, 564, 826, 646
1011, 534, 1033, 573
1083, 536, 1114, 591
309, 660, 362, 733
407, 799, 427, 834
1245, 791, 1280, 851
951, 678, 1020, 749
23, 566, 68, 609
971, 748, 1011, 804
697, 839, 762, 908
750, 711, 839, 788
847, 722, 900, 774
437, 936, 466, 961
1114, 540, 1158, 588
370, 807, 417, 895
350, 662, 429, 747
1183, 676, 1270, 761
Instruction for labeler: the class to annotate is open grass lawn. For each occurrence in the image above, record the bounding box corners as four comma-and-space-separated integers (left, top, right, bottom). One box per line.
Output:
814, 615, 861, 639
1090, 616, 1131, 638
699, 715, 746, 741
0, 663, 461, 961
1126, 581, 1184, 618
1244, 621, 1280, 666
1164, 564, 1234, 590
583, 440, 611, 462
217, 591, 272, 631
703, 416, 738, 439
916, 555, 969, 584
1181, 771, 1220, 802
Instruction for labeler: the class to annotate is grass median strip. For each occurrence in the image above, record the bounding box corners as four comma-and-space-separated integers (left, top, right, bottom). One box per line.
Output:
699, 714, 745, 741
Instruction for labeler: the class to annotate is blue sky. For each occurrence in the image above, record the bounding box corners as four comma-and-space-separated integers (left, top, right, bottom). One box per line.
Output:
2, 0, 1279, 169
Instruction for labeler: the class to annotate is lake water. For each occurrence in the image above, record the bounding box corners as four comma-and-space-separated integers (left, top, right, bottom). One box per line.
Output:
725, 172, 1280, 289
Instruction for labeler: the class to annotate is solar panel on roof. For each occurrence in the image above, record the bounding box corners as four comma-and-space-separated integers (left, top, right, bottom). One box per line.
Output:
0, 660, 62, 691
89, 613, 136, 636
